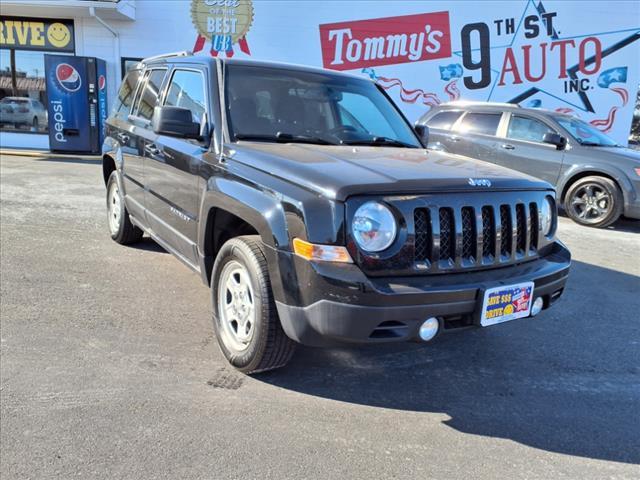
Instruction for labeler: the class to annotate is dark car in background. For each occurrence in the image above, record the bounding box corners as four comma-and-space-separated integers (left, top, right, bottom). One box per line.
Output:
418, 102, 640, 228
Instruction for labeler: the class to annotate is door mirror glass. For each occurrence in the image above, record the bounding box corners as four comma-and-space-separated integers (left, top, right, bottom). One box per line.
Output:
542, 132, 567, 150
414, 124, 429, 146
152, 106, 201, 139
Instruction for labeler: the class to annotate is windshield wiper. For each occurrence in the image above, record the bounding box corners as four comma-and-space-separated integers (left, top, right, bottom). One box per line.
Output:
235, 132, 335, 145
341, 136, 418, 148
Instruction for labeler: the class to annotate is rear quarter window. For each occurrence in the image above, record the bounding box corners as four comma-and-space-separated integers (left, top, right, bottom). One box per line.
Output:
457, 112, 502, 136
114, 69, 143, 117
425, 110, 464, 130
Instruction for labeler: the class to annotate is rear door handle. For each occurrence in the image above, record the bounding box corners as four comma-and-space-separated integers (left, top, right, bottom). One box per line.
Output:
145, 143, 160, 156
501, 144, 515, 150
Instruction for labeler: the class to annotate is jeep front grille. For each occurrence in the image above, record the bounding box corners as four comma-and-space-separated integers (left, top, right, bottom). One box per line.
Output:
413, 200, 541, 272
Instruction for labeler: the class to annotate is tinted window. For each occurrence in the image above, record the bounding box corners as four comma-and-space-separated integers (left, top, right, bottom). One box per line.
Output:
115, 69, 143, 116
507, 115, 555, 143
164, 70, 207, 123
134, 69, 166, 121
338, 92, 395, 138
225, 64, 421, 146
457, 112, 502, 136
426, 111, 464, 130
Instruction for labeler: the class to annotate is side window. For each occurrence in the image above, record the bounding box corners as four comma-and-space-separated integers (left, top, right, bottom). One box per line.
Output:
426, 111, 464, 130
457, 112, 502, 136
115, 69, 143, 116
507, 115, 555, 143
133, 69, 166, 121
164, 70, 207, 123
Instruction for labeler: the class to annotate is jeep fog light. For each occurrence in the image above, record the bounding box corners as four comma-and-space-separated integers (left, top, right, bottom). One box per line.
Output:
531, 297, 544, 317
419, 317, 440, 341
293, 238, 353, 263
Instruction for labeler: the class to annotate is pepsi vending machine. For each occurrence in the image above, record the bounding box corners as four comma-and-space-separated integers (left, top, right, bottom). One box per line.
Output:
44, 54, 108, 154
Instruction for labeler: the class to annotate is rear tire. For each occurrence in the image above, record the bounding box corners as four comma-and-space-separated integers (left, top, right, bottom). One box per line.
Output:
106, 171, 143, 244
564, 175, 623, 228
211, 235, 295, 374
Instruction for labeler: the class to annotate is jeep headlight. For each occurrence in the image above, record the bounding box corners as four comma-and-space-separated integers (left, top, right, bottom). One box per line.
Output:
541, 197, 554, 236
352, 202, 397, 252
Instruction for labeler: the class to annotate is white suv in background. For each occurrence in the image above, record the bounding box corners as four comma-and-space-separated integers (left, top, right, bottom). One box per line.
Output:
0, 97, 48, 131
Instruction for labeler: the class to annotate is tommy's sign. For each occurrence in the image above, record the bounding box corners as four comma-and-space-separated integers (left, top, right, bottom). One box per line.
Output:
319, 11, 452, 70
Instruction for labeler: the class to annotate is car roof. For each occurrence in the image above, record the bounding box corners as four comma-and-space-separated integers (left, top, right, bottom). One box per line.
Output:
141, 52, 369, 82
428, 102, 580, 122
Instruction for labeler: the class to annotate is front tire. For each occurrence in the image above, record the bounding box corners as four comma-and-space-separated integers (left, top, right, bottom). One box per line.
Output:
564, 175, 623, 228
211, 236, 295, 374
106, 171, 143, 244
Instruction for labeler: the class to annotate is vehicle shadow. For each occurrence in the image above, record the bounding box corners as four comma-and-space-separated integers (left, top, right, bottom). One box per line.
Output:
36, 156, 102, 165
558, 211, 640, 233
128, 237, 170, 254
256, 260, 640, 464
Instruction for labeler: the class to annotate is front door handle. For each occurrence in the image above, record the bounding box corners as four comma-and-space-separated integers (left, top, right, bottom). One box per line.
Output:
448, 136, 461, 142
501, 143, 515, 150
145, 143, 160, 156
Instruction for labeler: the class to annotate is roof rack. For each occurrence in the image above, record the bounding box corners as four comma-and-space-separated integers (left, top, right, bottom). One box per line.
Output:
445, 100, 520, 108
141, 51, 192, 63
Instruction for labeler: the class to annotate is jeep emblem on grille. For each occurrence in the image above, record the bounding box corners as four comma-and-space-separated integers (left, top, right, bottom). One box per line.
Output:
468, 178, 492, 187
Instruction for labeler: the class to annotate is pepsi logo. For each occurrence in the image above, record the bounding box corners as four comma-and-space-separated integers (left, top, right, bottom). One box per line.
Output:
98, 75, 106, 91
55, 63, 82, 92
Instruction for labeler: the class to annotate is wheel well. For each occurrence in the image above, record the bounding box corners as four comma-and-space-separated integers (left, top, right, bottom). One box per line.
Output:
561, 171, 619, 202
204, 208, 259, 284
102, 155, 116, 185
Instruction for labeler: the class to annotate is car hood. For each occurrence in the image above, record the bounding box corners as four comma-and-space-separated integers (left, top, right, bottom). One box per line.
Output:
229, 142, 551, 201
587, 146, 640, 165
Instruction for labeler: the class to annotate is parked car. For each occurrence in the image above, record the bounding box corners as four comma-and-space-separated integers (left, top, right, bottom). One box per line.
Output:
417, 102, 640, 228
0, 97, 48, 131
102, 53, 570, 373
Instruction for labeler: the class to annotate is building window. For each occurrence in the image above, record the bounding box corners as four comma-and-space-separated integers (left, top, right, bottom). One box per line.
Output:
0, 49, 51, 133
1, 16, 75, 134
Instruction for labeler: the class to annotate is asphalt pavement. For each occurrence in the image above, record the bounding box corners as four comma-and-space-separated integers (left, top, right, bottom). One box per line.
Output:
1, 153, 639, 479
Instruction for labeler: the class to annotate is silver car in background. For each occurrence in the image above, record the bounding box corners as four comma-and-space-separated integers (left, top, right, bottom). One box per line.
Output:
418, 102, 640, 228
0, 97, 48, 132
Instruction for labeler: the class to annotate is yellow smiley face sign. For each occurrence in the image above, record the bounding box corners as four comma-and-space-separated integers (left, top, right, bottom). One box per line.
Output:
47, 22, 71, 48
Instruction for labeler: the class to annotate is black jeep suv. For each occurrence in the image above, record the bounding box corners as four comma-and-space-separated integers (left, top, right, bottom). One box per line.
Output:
102, 53, 571, 373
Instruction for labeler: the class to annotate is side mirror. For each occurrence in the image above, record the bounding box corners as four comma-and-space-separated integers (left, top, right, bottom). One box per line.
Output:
152, 106, 201, 140
414, 124, 429, 146
543, 132, 567, 150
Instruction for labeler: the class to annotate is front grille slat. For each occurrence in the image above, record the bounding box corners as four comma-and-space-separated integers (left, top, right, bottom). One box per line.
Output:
500, 205, 512, 259
438, 208, 455, 265
408, 195, 545, 274
414, 208, 431, 263
461, 207, 476, 262
516, 203, 527, 254
529, 202, 539, 251
481, 206, 496, 260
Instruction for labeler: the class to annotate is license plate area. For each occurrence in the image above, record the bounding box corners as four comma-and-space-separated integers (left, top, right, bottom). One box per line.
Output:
480, 282, 534, 327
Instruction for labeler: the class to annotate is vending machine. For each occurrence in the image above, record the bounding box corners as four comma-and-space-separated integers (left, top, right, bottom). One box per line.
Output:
44, 54, 108, 154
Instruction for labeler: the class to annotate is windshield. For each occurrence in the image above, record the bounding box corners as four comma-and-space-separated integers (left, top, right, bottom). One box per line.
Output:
224, 64, 421, 147
554, 116, 619, 146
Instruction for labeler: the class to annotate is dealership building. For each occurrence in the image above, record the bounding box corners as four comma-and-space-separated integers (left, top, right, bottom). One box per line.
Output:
1, 0, 639, 151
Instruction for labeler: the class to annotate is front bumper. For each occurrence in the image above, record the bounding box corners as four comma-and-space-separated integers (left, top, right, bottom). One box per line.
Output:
274, 241, 571, 346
